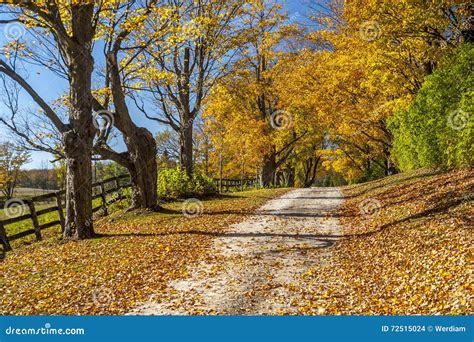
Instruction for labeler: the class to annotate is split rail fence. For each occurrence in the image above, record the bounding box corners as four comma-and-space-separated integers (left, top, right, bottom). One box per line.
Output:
214, 178, 258, 192
0, 174, 130, 251
1, 175, 259, 252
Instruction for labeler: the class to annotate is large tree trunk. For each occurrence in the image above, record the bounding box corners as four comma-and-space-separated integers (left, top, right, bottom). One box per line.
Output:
260, 153, 277, 187
63, 130, 94, 239
179, 123, 193, 177
303, 156, 321, 188
95, 129, 158, 211
126, 128, 158, 209
104, 52, 159, 211
62, 3, 96, 239
0, 3, 97, 239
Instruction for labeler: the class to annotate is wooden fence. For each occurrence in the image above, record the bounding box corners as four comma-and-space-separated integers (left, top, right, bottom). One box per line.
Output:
214, 178, 259, 192
0, 174, 131, 252
0, 174, 259, 252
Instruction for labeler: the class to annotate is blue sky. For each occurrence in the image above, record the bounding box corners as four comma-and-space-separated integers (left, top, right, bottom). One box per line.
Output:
0, 0, 315, 169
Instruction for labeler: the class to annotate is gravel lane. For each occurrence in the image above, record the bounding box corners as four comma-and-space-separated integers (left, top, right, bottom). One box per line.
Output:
129, 187, 344, 315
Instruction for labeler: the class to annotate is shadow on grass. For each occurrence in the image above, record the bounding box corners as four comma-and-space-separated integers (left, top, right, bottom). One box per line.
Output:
97, 192, 468, 242
95, 230, 338, 252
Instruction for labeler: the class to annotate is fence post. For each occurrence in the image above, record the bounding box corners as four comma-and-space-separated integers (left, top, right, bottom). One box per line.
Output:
56, 193, 65, 233
27, 200, 42, 241
100, 182, 108, 216
0, 222, 12, 251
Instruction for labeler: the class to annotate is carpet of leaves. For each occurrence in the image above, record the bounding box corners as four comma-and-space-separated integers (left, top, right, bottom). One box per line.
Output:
295, 168, 473, 315
0, 188, 289, 315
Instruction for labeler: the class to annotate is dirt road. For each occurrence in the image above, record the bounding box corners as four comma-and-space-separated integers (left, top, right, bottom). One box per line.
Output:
129, 187, 344, 315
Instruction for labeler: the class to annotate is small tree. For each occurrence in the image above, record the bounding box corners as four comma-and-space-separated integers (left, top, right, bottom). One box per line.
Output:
0, 142, 30, 199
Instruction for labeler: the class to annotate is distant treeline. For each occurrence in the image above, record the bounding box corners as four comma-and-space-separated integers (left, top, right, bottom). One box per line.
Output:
18, 168, 59, 190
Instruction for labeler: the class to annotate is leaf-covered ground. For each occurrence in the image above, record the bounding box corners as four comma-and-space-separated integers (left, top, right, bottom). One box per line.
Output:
0, 188, 289, 314
128, 187, 344, 315
1, 168, 472, 316
295, 168, 473, 315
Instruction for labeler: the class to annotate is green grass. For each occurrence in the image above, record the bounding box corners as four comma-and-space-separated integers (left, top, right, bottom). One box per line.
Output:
1, 198, 109, 249
1, 187, 275, 250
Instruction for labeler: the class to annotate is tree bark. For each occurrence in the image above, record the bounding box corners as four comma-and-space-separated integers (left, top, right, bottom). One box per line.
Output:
260, 154, 277, 187
0, 3, 97, 239
282, 166, 295, 187
303, 156, 321, 188
104, 52, 159, 210
63, 130, 94, 239
94, 133, 158, 211
126, 128, 158, 209
62, 3, 96, 239
179, 122, 194, 177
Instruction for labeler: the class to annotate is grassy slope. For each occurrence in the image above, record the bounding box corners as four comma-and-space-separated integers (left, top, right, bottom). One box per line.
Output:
0, 188, 290, 314
299, 167, 473, 315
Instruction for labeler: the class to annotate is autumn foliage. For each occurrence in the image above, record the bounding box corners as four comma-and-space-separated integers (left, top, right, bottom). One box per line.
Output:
284, 168, 473, 315
0, 0, 472, 318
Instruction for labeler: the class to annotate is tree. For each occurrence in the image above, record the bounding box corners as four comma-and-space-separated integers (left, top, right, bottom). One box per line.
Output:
203, 82, 268, 181
0, 2, 97, 239
90, 0, 170, 210
271, 50, 332, 187
156, 130, 180, 168
19, 162, 58, 191
299, 0, 473, 181
0, 2, 174, 213
389, 43, 474, 170
132, 0, 244, 176
226, 1, 303, 186
0, 142, 30, 199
